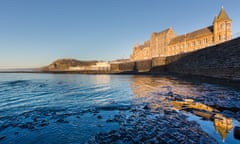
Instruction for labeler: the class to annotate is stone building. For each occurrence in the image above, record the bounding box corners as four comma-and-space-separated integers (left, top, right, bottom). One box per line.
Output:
130, 7, 232, 61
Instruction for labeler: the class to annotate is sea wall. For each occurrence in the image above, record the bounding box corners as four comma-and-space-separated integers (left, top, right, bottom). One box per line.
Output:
111, 37, 240, 81
110, 62, 136, 73
166, 37, 240, 81
136, 59, 152, 72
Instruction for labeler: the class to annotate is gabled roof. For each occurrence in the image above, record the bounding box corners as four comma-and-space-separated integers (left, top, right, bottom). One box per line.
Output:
151, 27, 174, 37
214, 7, 232, 22
169, 26, 213, 45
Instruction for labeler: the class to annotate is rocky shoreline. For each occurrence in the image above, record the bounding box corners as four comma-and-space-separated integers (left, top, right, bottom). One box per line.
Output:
88, 105, 217, 144
0, 84, 240, 143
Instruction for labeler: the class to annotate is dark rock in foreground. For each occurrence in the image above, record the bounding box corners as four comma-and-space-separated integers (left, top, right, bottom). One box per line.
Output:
88, 105, 217, 144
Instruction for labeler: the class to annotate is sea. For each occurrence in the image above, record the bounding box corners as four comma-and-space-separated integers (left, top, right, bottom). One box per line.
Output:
0, 73, 239, 144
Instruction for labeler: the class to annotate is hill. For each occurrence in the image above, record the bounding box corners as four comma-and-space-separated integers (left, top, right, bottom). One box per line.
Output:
41, 59, 98, 71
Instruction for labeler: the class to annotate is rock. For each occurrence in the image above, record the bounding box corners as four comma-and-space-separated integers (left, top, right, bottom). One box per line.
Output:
0, 135, 6, 140
40, 120, 49, 127
143, 105, 150, 110
18, 123, 35, 129
234, 126, 240, 140
97, 115, 102, 119
56, 118, 69, 123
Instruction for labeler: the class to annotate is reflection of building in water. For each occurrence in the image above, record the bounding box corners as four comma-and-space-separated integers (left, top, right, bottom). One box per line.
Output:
171, 99, 216, 113
95, 75, 111, 84
130, 76, 161, 98
130, 76, 201, 98
171, 99, 232, 141
214, 114, 233, 141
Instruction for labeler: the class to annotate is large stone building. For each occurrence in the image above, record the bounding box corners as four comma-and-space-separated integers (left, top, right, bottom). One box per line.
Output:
130, 7, 232, 61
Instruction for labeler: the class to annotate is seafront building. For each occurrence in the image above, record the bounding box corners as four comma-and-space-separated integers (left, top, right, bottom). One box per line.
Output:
69, 61, 110, 71
130, 7, 232, 61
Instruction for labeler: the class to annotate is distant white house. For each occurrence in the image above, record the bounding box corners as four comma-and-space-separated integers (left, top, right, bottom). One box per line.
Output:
69, 61, 110, 71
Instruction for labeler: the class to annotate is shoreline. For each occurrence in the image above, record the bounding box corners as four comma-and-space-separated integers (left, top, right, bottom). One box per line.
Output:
1, 70, 240, 86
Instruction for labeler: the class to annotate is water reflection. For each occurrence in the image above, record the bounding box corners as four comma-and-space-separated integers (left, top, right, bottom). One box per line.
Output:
95, 75, 111, 84
130, 75, 239, 143
130, 75, 203, 98
171, 99, 233, 141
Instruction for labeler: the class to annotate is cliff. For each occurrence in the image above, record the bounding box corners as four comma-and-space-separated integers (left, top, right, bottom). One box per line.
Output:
41, 58, 98, 71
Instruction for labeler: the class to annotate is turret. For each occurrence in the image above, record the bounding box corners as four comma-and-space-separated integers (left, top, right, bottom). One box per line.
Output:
213, 7, 232, 44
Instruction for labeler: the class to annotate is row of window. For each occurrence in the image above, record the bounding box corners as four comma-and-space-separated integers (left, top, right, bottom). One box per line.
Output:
220, 23, 231, 30
168, 37, 215, 51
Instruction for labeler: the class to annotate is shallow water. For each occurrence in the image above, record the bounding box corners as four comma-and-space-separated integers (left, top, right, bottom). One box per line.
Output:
0, 73, 239, 143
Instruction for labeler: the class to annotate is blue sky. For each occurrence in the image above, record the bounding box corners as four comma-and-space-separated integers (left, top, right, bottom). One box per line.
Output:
0, 0, 239, 68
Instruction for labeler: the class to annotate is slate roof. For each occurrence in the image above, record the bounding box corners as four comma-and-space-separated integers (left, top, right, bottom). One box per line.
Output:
169, 26, 213, 45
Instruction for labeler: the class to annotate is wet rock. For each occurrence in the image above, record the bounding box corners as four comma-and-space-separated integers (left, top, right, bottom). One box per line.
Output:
0, 135, 6, 140
88, 108, 99, 114
18, 122, 35, 130
222, 110, 235, 117
106, 119, 114, 123
56, 118, 69, 123
234, 126, 240, 140
0, 123, 9, 130
97, 115, 102, 119
40, 120, 49, 127
143, 105, 150, 110
89, 104, 218, 144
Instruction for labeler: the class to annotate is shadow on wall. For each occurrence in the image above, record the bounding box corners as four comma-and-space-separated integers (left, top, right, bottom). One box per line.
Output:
151, 37, 240, 81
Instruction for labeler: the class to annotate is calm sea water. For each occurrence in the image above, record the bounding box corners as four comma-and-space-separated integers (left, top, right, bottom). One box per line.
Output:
0, 73, 239, 144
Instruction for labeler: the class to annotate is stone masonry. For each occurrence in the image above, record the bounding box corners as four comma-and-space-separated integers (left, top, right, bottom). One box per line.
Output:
130, 7, 232, 61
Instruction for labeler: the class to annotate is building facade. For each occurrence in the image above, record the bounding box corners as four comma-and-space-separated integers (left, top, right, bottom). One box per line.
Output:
130, 7, 232, 61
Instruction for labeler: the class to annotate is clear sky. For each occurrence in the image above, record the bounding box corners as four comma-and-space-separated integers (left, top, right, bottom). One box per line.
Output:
0, 0, 239, 68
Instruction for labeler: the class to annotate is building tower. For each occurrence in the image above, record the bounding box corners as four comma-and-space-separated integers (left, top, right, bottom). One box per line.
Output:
213, 7, 232, 44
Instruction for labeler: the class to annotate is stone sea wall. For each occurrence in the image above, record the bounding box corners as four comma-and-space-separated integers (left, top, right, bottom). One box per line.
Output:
166, 37, 240, 81
110, 62, 136, 73
112, 37, 240, 81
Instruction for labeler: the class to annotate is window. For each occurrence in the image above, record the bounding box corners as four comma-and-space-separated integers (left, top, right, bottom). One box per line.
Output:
192, 41, 195, 46
223, 35, 227, 40
227, 23, 231, 29
206, 38, 208, 43
219, 35, 221, 40
221, 23, 225, 29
